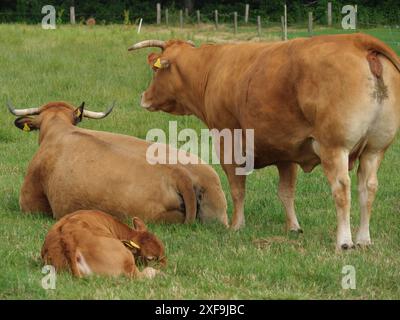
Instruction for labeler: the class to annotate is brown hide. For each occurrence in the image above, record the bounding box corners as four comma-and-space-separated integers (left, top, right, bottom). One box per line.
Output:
41, 210, 165, 277
136, 33, 400, 249
15, 102, 227, 225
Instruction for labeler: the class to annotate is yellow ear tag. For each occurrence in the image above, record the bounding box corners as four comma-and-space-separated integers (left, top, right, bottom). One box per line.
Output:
122, 240, 141, 250
75, 109, 81, 118
23, 123, 30, 132
153, 58, 162, 69
129, 241, 141, 249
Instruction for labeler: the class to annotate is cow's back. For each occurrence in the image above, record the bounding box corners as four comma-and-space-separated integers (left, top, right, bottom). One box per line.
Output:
41, 210, 134, 275
87, 130, 228, 224
39, 130, 174, 219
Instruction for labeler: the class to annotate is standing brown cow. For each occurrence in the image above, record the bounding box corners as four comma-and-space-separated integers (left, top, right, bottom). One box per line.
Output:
129, 34, 400, 250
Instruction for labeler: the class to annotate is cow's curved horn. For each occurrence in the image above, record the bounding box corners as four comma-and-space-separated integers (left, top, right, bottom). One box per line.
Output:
187, 40, 195, 47
7, 101, 40, 116
128, 40, 166, 51
83, 101, 115, 119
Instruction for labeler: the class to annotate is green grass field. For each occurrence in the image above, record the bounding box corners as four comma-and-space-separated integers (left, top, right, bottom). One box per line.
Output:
0, 24, 399, 299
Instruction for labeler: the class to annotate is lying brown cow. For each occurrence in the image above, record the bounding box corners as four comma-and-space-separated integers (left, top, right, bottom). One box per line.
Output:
41, 210, 165, 278
9, 101, 227, 225
129, 33, 400, 250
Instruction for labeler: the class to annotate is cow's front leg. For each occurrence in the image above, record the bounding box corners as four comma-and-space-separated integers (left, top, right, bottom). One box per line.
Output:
277, 162, 302, 233
320, 147, 353, 251
152, 210, 185, 224
356, 151, 383, 247
223, 164, 246, 230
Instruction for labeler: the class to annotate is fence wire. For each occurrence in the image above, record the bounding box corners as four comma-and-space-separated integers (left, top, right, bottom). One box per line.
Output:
1, 8, 399, 47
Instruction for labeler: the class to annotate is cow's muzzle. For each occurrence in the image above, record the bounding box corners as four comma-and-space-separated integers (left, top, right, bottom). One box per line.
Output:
140, 92, 152, 109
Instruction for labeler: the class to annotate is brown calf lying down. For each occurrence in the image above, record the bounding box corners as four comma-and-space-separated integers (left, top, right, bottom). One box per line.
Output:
9, 101, 227, 225
41, 210, 166, 278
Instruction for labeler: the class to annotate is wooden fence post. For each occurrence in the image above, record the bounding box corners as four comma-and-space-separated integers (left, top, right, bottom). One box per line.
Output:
355, 5, 358, 29
196, 10, 200, 25
70, 6, 75, 24
257, 15, 261, 37
308, 12, 313, 35
234, 12, 238, 34
180, 10, 183, 28
284, 4, 288, 41
137, 18, 143, 34
215, 10, 218, 30
165, 8, 168, 26
156, 3, 161, 25
185, 8, 189, 19
245, 4, 249, 24
328, 2, 332, 26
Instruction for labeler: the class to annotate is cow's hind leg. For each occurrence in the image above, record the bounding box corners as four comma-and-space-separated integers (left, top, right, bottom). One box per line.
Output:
19, 178, 52, 215
320, 147, 353, 251
356, 150, 384, 247
277, 162, 302, 233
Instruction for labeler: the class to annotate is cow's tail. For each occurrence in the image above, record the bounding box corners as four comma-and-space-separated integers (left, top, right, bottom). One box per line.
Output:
58, 234, 90, 277
356, 33, 400, 73
173, 168, 197, 224
74, 250, 92, 276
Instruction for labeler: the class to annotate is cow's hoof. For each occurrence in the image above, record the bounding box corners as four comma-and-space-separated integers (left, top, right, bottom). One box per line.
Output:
356, 232, 371, 248
230, 224, 244, 231
356, 240, 372, 248
340, 243, 355, 251
288, 229, 303, 239
289, 228, 303, 234
230, 220, 245, 231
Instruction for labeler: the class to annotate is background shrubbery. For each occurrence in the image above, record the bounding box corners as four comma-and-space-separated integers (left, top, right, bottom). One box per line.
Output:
0, 1, 399, 26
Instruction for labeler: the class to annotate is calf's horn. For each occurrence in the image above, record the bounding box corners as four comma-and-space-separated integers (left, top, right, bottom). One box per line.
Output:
7, 101, 40, 116
128, 40, 166, 51
83, 101, 115, 119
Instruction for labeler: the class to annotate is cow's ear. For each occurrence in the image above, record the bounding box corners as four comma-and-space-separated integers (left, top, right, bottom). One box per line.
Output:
73, 102, 84, 124
148, 53, 170, 71
132, 217, 148, 232
147, 52, 159, 66
14, 116, 38, 132
157, 59, 170, 69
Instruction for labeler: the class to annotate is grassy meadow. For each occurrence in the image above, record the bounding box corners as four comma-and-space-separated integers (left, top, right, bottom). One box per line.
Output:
0, 23, 399, 299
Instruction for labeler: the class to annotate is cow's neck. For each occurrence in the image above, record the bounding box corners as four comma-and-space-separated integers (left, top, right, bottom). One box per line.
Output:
38, 116, 76, 144
110, 221, 134, 240
174, 50, 215, 123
